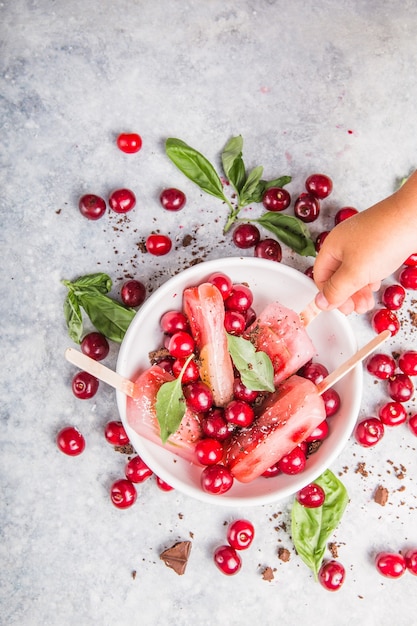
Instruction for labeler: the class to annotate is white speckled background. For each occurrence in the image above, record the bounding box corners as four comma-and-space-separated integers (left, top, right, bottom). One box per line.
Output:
1, 1, 417, 625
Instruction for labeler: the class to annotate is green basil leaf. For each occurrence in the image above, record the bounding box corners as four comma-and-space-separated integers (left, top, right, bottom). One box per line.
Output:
227, 333, 274, 392
254, 212, 316, 257
291, 469, 349, 579
78, 292, 135, 343
239, 165, 264, 207
166, 138, 227, 201
63, 273, 112, 294
221, 135, 246, 195
249, 175, 292, 203
63, 292, 83, 343
155, 355, 193, 443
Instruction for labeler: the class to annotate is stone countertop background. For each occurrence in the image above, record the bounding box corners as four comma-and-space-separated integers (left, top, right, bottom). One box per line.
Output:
1, 1, 417, 625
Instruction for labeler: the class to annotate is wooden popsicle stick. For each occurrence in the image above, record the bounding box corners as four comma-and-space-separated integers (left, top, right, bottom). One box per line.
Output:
65, 347, 137, 398
299, 298, 322, 326
316, 329, 391, 395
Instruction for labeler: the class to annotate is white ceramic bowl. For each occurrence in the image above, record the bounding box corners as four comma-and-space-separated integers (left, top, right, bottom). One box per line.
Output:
116, 257, 361, 507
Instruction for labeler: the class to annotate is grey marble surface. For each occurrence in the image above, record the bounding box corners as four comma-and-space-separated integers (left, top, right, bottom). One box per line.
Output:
1, 1, 417, 625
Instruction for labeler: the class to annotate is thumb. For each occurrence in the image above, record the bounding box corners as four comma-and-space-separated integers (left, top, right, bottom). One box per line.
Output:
315, 264, 365, 310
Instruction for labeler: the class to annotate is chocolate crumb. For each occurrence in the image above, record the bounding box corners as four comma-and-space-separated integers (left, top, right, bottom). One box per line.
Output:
328, 542, 339, 558
160, 541, 192, 575
355, 462, 369, 477
114, 443, 135, 455
278, 547, 290, 562
182, 234, 194, 247
374, 485, 389, 506
262, 566, 275, 582
132, 570, 137, 580
307, 440, 323, 456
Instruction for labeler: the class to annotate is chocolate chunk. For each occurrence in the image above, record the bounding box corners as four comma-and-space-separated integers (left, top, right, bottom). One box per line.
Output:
262, 566, 275, 581
278, 547, 291, 562
160, 541, 192, 575
374, 485, 389, 506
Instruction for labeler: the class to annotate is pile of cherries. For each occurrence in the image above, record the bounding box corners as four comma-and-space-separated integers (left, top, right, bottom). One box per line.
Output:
213, 519, 255, 575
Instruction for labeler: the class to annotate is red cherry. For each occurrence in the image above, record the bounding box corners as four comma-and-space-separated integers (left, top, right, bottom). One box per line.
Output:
80, 332, 109, 361
72, 371, 99, 399
56, 426, 85, 456
254, 238, 282, 261
378, 402, 407, 427
334, 207, 358, 224
155, 476, 174, 491
408, 414, 417, 436
183, 381, 213, 412
121, 280, 146, 307
160, 188, 186, 211
110, 479, 137, 508
375, 552, 406, 578
366, 353, 396, 379
387, 373, 414, 402
108, 188, 136, 213
296, 483, 325, 508
399, 266, 417, 289
104, 421, 129, 446
195, 438, 224, 466
225, 284, 253, 312
224, 310, 246, 335
232, 224, 261, 248
404, 252, 417, 266
262, 187, 291, 211
146, 234, 172, 256
160, 310, 189, 334
200, 464, 233, 494
277, 446, 306, 474
78, 194, 106, 220
227, 519, 255, 550
299, 362, 329, 384
206, 272, 233, 300
294, 193, 320, 222
318, 560, 345, 591
213, 545, 242, 575
261, 462, 281, 478
381, 284, 406, 310
201, 409, 233, 442
224, 400, 255, 428
315, 231, 330, 253
398, 350, 417, 376
233, 378, 259, 403
125, 456, 153, 483
172, 357, 200, 383
116, 133, 142, 153
305, 173, 333, 199
371, 309, 400, 335
321, 388, 341, 417
168, 331, 195, 358
404, 549, 417, 575
354, 417, 384, 447
305, 420, 329, 442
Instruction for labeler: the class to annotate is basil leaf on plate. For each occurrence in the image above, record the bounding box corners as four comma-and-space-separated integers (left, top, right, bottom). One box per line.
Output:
254, 212, 316, 257
165, 138, 228, 202
155, 355, 193, 443
227, 333, 275, 392
291, 469, 349, 579
63, 292, 83, 344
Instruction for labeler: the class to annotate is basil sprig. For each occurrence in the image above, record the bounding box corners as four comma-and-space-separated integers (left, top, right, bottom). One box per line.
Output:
165, 135, 294, 236
62, 273, 136, 343
291, 469, 349, 579
227, 333, 275, 392
155, 355, 193, 443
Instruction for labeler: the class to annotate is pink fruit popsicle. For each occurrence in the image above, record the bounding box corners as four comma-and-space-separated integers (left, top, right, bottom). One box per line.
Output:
244, 301, 315, 386
183, 282, 235, 407
224, 374, 325, 483
126, 364, 203, 464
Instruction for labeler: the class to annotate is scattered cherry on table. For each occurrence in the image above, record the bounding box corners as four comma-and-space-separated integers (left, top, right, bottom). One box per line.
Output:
318, 560, 345, 591
226, 519, 255, 550
56, 426, 86, 456
146, 234, 172, 256
80, 331, 109, 361
160, 188, 186, 211
375, 552, 406, 578
354, 417, 384, 447
108, 188, 136, 213
116, 132, 142, 153
262, 186, 291, 211
121, 280, 146, 307
79, 193, 106, 220
296, 483, 325, 508
254, 238, 282, 261
305, 173, 333, 199
104, 420, 129, 446
110, 479, 137, 509
72, 371, 99, 399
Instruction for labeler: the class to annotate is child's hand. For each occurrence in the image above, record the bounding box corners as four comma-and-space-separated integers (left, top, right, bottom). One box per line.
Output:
313, 171, 417, 315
